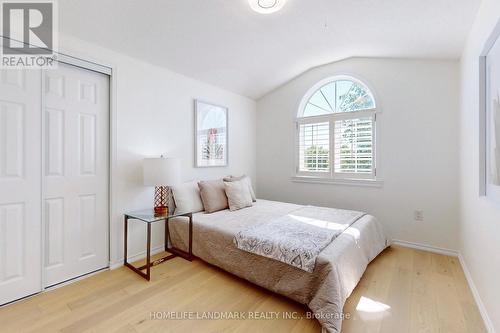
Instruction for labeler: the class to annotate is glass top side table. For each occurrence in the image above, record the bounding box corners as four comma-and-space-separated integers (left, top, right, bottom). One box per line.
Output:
123, 209, 193, 281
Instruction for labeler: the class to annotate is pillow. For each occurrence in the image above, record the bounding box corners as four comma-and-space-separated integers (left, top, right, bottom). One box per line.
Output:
171, 181, 204, 214
223, 175, 256, 202
224, 180, 253, 211
198, 180, 229, 213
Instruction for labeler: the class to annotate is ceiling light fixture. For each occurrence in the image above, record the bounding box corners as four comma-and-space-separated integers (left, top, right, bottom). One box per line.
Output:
249, 0, 287, 14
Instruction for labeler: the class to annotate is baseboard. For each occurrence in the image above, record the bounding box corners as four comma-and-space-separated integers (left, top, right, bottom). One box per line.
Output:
391, 239, 459, 257
109, 244, 166, 270
458, 254, 496, 333
393, 239, 495, 333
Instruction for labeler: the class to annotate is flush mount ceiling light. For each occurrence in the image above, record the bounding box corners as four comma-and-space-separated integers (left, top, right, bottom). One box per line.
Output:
249, 0, 287, 14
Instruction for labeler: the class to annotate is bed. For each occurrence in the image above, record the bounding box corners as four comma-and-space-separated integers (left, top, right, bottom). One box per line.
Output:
169, 199, 388, 333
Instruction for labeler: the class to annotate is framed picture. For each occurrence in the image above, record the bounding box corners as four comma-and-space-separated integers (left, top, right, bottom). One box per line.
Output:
195, 100, 228, 167
480, 20, 500, 201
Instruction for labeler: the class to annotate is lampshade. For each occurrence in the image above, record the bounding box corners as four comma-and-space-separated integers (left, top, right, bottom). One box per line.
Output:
143, 157, 181, 186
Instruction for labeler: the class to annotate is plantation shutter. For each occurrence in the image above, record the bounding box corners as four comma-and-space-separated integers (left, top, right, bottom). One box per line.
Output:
298, 122, 330, 172
333, 116, 374, 174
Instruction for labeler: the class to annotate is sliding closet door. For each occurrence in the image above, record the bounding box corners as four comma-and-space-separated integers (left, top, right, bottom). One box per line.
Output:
0, 69, 42, 305
43, 63, 109, 287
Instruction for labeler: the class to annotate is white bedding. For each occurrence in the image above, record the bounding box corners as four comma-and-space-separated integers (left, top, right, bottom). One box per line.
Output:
169, 199, 388, 332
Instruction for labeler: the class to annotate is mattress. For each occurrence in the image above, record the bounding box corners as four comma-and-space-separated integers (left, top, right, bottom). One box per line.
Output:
168, 199, 388, 333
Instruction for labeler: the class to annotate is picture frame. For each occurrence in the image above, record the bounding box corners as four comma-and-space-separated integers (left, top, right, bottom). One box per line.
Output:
480, 19, 500, 202
194, 99, 228, 167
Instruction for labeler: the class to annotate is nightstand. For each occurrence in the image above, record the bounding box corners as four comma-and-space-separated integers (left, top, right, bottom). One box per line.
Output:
123, 209, 193, 281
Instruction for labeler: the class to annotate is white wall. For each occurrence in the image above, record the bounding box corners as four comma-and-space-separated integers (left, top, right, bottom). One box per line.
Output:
59, 35, 257, 266
459, 0, 500, 331
256, 58, 460, 250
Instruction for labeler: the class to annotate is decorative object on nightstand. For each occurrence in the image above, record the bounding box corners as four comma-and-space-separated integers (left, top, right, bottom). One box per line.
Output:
143, 156, 180, 216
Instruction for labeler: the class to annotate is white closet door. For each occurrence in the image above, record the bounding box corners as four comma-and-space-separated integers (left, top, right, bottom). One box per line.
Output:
43, 63, 109, 287
0, 69, 42, 305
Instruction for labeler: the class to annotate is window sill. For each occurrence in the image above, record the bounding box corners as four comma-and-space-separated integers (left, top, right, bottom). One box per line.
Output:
291, 176, 384, 188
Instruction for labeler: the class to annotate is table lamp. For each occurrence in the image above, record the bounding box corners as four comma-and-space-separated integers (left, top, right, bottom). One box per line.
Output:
143, 156, 180, 215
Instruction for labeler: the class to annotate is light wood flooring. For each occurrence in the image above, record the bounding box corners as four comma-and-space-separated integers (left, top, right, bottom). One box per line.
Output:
0, 246, 487, 333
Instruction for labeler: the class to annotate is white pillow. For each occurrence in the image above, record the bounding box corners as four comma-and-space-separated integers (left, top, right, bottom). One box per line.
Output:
223, 175, 256, 202
224, 180, 253, 211
172, 181, 204, 214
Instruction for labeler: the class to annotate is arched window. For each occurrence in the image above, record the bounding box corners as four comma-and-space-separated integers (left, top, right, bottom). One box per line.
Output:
296, 76, 377, 180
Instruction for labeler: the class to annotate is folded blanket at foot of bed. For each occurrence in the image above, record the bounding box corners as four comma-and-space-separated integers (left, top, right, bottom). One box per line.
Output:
234, 206, 366, 272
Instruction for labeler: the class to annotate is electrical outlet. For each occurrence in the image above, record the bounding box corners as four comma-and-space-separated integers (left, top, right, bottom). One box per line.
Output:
414, 210, 424, 222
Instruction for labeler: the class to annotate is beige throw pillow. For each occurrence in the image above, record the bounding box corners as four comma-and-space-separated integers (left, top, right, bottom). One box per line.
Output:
223, 175, 256, 202
171, 181, 204, 214
198, 180, 229, 213
224, 180, 253, 211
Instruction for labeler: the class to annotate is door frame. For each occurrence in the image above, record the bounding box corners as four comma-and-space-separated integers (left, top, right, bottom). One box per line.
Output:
40, 53, 116, 289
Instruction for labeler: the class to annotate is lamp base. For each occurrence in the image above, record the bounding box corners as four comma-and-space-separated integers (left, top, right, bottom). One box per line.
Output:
154, 186, 170, 216
154, 206, 168, 216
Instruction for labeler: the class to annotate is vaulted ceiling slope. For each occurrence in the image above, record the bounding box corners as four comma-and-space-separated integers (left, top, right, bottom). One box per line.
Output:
59, 0, 481, 99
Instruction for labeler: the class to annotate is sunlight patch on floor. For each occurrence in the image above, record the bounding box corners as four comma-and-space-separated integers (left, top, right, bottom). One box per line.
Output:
354, 296, 391, 321
356, 296, 391, 313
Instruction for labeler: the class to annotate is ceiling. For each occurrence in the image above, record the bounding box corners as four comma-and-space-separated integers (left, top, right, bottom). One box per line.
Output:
59, 0, 481, 99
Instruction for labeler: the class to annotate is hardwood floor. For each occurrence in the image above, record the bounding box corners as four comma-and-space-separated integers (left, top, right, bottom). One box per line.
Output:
0, 246, 486, 333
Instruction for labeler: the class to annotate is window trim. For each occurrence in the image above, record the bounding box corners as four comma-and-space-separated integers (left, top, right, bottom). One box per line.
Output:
294, 75, 380, 184
291, 176, 384, 188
